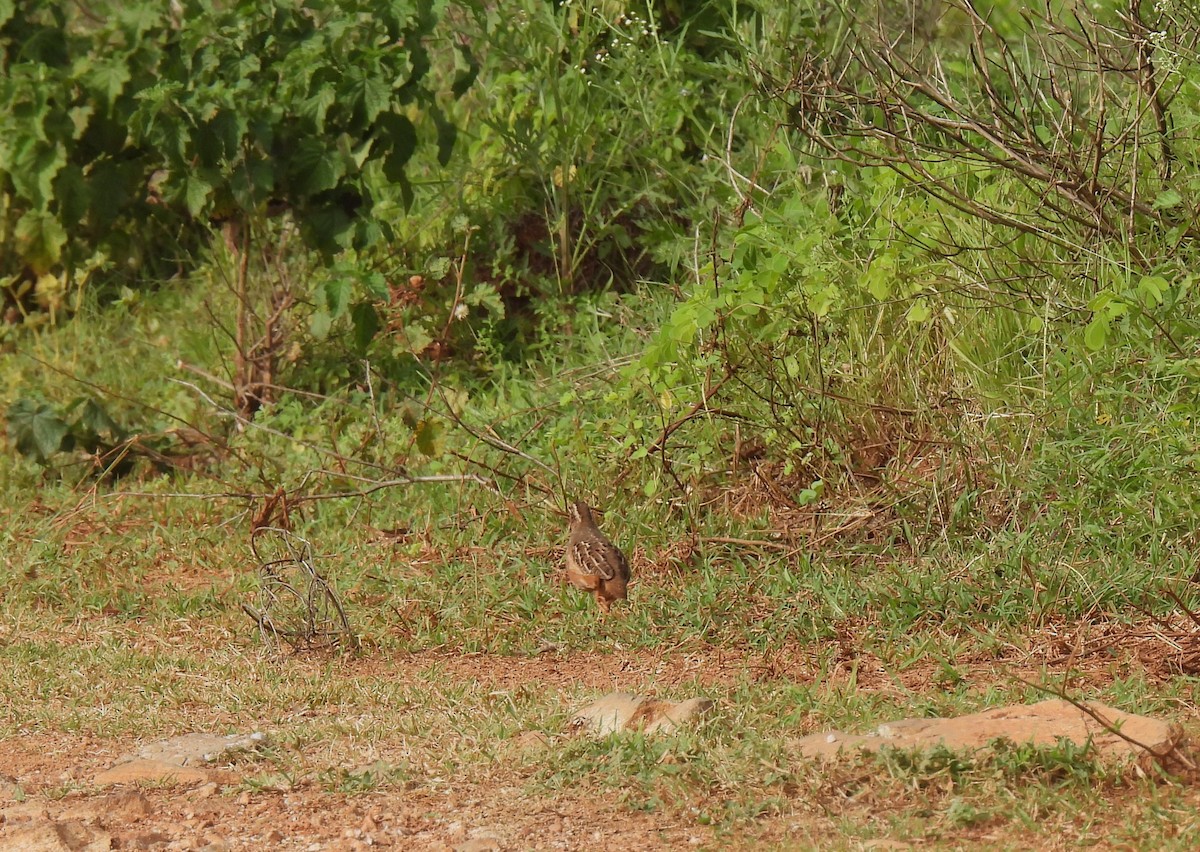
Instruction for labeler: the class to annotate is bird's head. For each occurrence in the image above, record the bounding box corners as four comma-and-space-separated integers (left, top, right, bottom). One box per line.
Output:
567, 501, 595, 528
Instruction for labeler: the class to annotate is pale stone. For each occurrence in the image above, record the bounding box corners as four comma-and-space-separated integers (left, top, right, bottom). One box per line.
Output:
93, 759, 211, 787
794, 699, 1183, 764
124, 732, 267, 768
570, 692, 715, 736
0, 819, 113, 851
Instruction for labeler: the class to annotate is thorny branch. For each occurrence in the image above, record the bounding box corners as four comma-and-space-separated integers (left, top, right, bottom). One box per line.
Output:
781, 0, 1200, 275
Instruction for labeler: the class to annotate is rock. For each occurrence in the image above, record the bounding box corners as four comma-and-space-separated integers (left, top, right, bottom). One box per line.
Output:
105, 790, 154, 819
128, 831, 172, 849
795, 699, 1184, 764
124, 732, 268, 767
643, 697, 716, 735
0, 772, 22, 804
1, 818, 113, 851
1, 822, 73, 851
570, 692, 715, 736
93, 759, 211, 787
94, 732, 265, 789
457, 830, 503, 852
456, 840, 501, 852
1, 800, 51, 825
510, 731, 550, 753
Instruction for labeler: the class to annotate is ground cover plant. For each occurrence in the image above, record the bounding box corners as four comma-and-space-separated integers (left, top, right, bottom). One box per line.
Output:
4, 0, 1200, 848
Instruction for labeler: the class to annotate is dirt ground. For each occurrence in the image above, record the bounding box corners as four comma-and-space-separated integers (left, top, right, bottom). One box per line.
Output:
0, 744, 721, 851
0, 650, 790, 852
2, 626, 1195, 851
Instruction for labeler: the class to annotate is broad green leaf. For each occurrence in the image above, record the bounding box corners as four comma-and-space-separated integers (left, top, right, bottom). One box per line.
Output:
1153, 189, 1183, 209
343, 67, 392, 125
301, 85, 337, 134
304, 199, 354, 256
14, 209, 67, 272
324, 278, 353, 319
182, 173, 213, 216
905, 298, 932, 323
413, 419, 445, 457
452, 43, 480, 98
9, 138, 67, 207
1137, 275, 1168, 306
54, 164, 89, 223
81, 58, 133, 107
865, 265, 891, 301
394, 172, 414, 212
78, 398, 123, 440
376, 112, 417, 182
350, 301, 380, 350
432, 105, 456, 167
399, 321, 433, 356
309, 310, 332, 340
291, 138, 344, 195
116, 4, 163, 35
1083, 316, 1108, 351
6, 399, 70, 463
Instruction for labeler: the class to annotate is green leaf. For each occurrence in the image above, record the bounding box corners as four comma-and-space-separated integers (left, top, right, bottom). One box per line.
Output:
300, 85, 337, 134
1153, 189, 1183, 210
451, 43, 480, 98
414, 419, 445, 458
291, 138, 344, 195
431, 105, 456, 167
865, 264, 891, 301
6, 399, 70, 463
376, 112, 417, 182
1083, 316, 1108, 351
182, 173, 213, 217
905, 298, 932, 323
399, 321, 433, 356
343, 67, 392, 125
80, 57, 133, 107
1137, 275, 1168, 306
309, 310, 332, 341
350, 301, 380, 350
394, 172, 414, 212
8, 138, 67, 207
304, 200, 354, 256
14, 209, 67, 272
324, 278, 353, 320
77, 398, 123, 440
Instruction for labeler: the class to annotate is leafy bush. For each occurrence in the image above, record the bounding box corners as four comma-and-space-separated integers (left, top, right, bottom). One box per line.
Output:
0, 0, 461, 309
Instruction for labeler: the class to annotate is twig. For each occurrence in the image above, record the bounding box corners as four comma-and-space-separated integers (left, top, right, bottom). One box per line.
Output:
1010, 673, 1195, 771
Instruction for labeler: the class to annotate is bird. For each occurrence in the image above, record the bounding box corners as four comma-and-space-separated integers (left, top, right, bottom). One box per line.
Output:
565, 501, 631, 613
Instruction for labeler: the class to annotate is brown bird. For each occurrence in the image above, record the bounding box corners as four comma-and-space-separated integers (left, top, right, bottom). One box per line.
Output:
565, 501, 631, 613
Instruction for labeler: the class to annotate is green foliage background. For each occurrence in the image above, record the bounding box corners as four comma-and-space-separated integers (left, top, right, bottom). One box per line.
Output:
3, 0, 1200, 580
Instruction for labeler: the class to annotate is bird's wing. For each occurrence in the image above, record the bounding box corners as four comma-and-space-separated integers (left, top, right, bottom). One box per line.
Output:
572, 537, 619, 581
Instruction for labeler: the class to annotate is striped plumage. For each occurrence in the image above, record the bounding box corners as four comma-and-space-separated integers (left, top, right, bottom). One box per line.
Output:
565, 501, 631, 613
